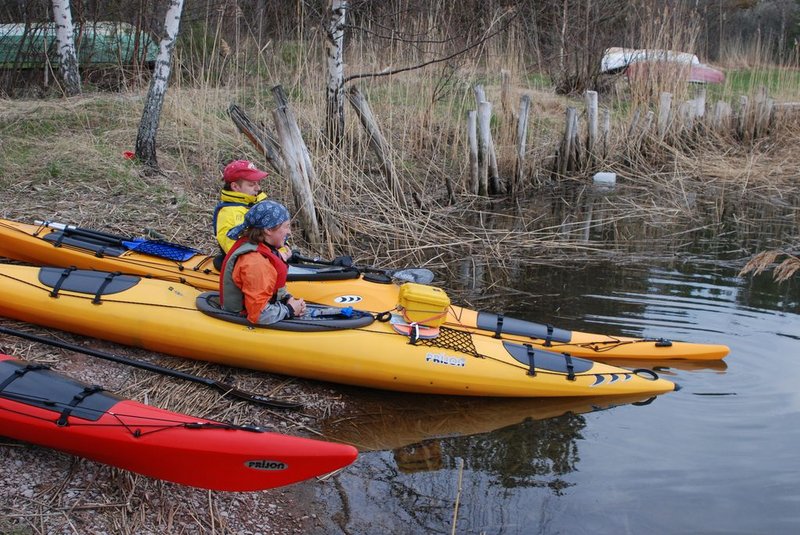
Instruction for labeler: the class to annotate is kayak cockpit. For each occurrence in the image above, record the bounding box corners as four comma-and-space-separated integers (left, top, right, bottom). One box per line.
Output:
195, 292, 375, 331
0, 358, 121, 421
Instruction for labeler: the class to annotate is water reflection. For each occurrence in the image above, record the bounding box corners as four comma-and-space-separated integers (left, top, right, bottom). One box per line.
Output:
321, 392, 659, 453
317, 392, 661, 534
313, 190, 800, 534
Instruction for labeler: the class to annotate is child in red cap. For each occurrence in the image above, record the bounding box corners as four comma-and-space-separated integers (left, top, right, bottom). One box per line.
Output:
213, 160, 269, 258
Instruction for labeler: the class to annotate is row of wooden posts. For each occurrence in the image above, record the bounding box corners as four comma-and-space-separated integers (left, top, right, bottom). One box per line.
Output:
230, 81, 792, 249
468, 79, 791, 198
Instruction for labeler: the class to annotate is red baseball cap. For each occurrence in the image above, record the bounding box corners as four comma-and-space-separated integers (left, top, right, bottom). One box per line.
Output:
222, 160, 269, 183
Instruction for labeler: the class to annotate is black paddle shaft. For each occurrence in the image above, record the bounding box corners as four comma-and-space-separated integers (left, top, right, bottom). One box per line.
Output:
40, 222, 129, 246
0, 325, 302, 410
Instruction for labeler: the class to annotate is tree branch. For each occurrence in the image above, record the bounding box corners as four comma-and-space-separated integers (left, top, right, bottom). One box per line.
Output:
343, 9, 519, 84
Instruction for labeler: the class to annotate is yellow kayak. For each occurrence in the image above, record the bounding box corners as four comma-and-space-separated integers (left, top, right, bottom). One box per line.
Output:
0, 218, 730, 361
0, 264, 676, 398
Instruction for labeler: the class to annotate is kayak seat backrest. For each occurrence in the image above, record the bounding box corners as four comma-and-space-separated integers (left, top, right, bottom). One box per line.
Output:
0, 358, 121, 421
195, 291, 375, 332
476, 312, 572, 343
43, 231, 127, 257
38, 268, 140, 295
502, 342, 594, 374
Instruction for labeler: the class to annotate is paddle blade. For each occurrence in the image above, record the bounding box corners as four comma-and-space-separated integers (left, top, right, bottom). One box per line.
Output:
121, 238, 199, 262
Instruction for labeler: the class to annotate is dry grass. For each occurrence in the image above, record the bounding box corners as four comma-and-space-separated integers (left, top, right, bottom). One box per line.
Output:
1, 16, 800, 532
739, 250, 800, 283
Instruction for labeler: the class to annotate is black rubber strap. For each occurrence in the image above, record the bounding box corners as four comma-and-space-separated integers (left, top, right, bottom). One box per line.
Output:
525, 344, 536, 376
655, 338, 673, 347
544, 324, 554, 347
92, 271, 122, 304
49, 267, 77, 298
0, 364, 50, 393
493, 314, 504, 339
56, 385, 105, 426
563, 353, 576, 381
94, 245, 107, 258
53, 232, 67, 247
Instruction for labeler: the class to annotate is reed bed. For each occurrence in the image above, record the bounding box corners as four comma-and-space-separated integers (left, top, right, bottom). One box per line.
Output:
2, 13, 800, 535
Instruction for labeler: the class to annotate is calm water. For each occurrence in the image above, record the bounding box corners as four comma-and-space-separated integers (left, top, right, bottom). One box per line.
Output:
313, 191, 800, 534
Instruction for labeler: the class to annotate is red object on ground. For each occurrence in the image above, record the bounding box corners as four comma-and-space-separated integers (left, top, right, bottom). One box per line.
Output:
123, 151, 135, 160
626, 61, 725, 84
0, 353, 357, 491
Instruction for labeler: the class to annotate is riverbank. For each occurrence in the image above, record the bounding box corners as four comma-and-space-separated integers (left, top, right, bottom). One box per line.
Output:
1, 63, 799, 532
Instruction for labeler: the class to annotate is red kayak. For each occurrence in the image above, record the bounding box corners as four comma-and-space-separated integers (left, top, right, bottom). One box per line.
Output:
0, 353, 357, 491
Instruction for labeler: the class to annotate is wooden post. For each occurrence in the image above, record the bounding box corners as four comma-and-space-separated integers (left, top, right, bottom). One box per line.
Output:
738, 95, 749, 139
627, 109, 642, 138
273, 106, 322, 246
569, 110, 581, 171
658, 92, 672, 139
501, 69, 512, 115
512, 94, 531, 198
585, 90, 598, 165
601, 107, 611, 158
640, 110, 654, 140
694, 87, 706, 118
324, 0, 347, 146
477, 101, 491, 196
678, 101, 694, 131
467, 110, 479, 195
754, 86, 770, 137
713, 101, 731, 130
347, 86, 405, 206
473, 85, 500, 193
559, 107, 577, 176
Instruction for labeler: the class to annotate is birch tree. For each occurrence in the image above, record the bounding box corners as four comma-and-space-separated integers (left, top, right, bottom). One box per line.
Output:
135, 0, 184, 171
325, 0, 347, 146
51, 0, 81, 96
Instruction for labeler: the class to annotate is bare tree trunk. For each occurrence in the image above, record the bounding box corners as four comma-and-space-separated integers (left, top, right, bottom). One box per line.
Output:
135, 0, 185, 172
325, 0, 347, 146
51, 0, 81, 96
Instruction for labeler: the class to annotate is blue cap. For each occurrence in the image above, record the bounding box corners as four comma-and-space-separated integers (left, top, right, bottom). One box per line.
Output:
227, 200, 290, 239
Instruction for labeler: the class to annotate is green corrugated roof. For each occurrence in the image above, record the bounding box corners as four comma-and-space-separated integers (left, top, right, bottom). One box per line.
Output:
0, 21, 158, 67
